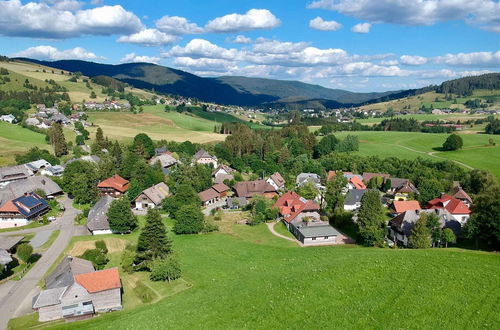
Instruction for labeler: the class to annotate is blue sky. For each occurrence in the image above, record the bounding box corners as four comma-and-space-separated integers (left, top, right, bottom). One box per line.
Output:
0, 0, 499, 91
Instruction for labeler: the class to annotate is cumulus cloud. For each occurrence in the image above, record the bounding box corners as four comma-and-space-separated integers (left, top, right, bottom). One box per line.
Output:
400, 55, 428, 65
227, 35, 252, 44
12, 45, 102, 61
421, 69, 493, 78
252, 38, 310, 54
173, 57, 236, 72
42, 0, 83, 11
381, 60, 399, 66
120, 53, 160, 64
434, 51, 500, 66
0, 0, 143, 38
165, 39, 241, 60
117, 29, 177, 46
307, 0, 500, 33
351, 23, 371, 33
205, 9, 280, 32
309, 16, 342, 31
155, 15, 203, 35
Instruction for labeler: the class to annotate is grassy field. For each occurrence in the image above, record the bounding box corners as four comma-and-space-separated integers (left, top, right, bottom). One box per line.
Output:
0, 122, 49, 166
333, 131, 500, 177
357, 113, 494, 125
29, 225, 499, 330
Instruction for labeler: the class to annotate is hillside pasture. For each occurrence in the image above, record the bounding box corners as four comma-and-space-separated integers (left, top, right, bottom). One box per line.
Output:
0, 122, 49, 166
42, 229, 500, 330
357, 113, 494, 125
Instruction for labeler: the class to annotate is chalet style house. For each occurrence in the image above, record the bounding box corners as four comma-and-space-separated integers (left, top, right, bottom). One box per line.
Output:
33, 256, 122, 322
0, 192, 49, 228
193, 149, 218, 168
234, 180, 278, 199
199, 183, 230, 206
97, 175, 129, 198
0, 164, 33, 187
134, 182, 170, 210
274, 191, 339, 245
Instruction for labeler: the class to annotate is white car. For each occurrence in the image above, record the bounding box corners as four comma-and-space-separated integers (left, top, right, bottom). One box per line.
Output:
48, 216, 56, 222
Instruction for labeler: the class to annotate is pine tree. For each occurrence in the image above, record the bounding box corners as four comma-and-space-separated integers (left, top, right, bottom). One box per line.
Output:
49, 123, 68, 157
408, 215, 431, 249
111, 141, 123, 172
357, 190, 386, 246
107, 197, 138, 233
137, 208, 172, 262
95, 127, 105, 149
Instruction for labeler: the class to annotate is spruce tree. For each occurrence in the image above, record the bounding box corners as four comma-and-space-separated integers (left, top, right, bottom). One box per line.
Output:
49, 123, 68, 157
408, 215, 431, 249
111, 141, 123, 171
137, 208, 172, 262
95, 127, 106, 149
107, 197, 138, 233
357, 189, 386, 246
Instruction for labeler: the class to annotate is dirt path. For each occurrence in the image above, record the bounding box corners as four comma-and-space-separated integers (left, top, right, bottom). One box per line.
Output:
394, 144, 475, 170
266, 221, 301, 245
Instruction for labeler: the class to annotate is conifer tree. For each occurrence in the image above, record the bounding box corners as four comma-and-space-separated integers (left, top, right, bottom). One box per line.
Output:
137, 208, 172, 263
49, 123, 68, 156
107, 197, 138, 233
357, 189, 386, 246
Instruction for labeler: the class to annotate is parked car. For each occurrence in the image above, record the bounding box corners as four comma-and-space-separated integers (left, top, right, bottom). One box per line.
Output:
48, 216, 56, 222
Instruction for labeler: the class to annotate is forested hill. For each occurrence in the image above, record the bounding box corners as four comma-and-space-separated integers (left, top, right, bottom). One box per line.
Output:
436, 73, 500, 96
16, 58, 397, 107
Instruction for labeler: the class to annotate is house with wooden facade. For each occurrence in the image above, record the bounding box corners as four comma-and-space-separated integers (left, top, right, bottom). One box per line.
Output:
97, 175, 129, 198
134, 182, 170, 210
0, 192, 49, 228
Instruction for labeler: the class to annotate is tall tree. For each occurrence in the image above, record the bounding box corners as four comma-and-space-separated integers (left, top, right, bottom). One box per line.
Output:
107, 197, 138, 233
424, 212, 441, 247
49, 123, 68, 157
62, 160, 99, 204
173, 204, 205, 234
95, 127, 106, 149
325, 174, 348, 214
132, 133, 155, 159
408, 215, 431, 249
111, 141, 123, 172
357, 190, 386, 246
442, 134, 463, 151
137, 208, 172, 263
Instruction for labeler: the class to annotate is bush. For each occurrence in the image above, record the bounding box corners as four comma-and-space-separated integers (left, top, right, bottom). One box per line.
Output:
442, 134, 463, 151
80, 248, 108, 270
121, 244, 136, 274
150, 257, 182, 282
16, 243, 33, 264
95, 240, 108, 253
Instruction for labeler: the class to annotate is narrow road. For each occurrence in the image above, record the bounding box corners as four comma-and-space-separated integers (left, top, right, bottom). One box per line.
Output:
391, 144, 475, 170
0, 196, 79, 330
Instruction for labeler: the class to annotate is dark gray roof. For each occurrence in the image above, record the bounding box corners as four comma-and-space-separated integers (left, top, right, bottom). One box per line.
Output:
344, 189, 366, 205
150, 154, 177, 168
0, 176, 62, 205
45, 256, 94, 289
32, 286, 67, 308
138, 182, 169, 205
87, 195, 114, 232
0, 165, 32, 183
297, 225, 340, 238
296, 173, 321, 186
0, 236, 24, 250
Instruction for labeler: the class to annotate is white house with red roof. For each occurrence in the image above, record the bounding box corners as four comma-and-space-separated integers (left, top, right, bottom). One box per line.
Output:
273, 191, 339, 245
426, 194, 471, 224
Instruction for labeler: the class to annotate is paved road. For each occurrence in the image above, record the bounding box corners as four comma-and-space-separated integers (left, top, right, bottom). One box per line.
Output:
30, 230, 54, 249
0, 196, 79, 330
202, 200, 227, 216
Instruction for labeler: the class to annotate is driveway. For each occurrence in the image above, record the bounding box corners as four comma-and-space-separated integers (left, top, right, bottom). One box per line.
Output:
0, 196, 79, 330
30, 230, 54, 249
202, 200, 227, 216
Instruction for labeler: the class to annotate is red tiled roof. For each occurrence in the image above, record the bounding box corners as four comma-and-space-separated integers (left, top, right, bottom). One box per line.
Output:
273, 191, 320, 223
393, 200, 421, 214
350, 176, 366, 190
426, 194, 470, 214
98, 174, 129, 193
0, 200, 18, 213
75, 268, 121, 293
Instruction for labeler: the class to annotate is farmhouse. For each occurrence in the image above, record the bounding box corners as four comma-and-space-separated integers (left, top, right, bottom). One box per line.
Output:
234, 180, 278, 199
266, 172, 285, 191
212, 164, 235, 183
33, 256, 122, 322
193, 149, 218, 168
392, 200, 421, 215
343, 189, 366, 211
296, 173, 324, 190
0, 114, 16, 123
87, 195, 114, 235
134, 182, 169, 210
41, 165, 64, 177
426, 194, 471, 224
0, 192, 49, 228
274, 191, 339, 245
98, 175, 129, 198
150, 153, 177, 174
0, 236, 24, 269
198, 183, 230, 207
0, 176, 62, 206
0, 164, 33, 187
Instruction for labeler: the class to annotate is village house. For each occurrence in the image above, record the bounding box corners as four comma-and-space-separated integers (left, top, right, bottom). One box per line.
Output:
388, 178, 418, 200
0, 192, 49, 228
212, 164, 235, 184
0, 176, 62, 206
362, 172, 390, 184
25, 159, 51, 173
452, 186, 473, 207
149, 153, 177, 174
41, 165, 65, 177
234, 180, 278, 199
296, 173, 325, 190
0, 114, 16, 123
64, 155, 101, 167
0, 164, 33, 187
392, 200, 421, 215
97, 175, 129, 198
274, 191, 339, 245
33, 256, 122, 322
343, 173, 367, 190
134, 182, 169, 210
0, 236, 24, 270
87, 195, 114, 235
266, 172, 286, 191
343, 189, 366, 211
198, 183, 230, 207
426, 194, 471, 224
192, 149, 218, 168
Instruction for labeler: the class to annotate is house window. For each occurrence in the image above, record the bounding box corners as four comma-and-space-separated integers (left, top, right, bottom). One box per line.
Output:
312, 237, 316, 241
324, 236, 329, 239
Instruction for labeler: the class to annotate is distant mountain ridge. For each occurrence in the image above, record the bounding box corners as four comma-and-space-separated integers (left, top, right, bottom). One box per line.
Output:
16, 58, 398, 106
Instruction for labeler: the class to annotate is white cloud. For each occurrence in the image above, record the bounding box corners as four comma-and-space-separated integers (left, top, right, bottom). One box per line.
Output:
155, 15, 203, 35
381, 60, 398, 66
174, 57, 236, 72
165, 39, 241, 60
400, 55, 428, 65
340, 62, 411, 76
309, 16, 342, 31
252, 38, 310, 54
12, 45, 102, 61
228, 35, 252, 44
117, 29, 177, 46
351, 23, 371, 33
42, 0, 83, 11
0, 0, 143, 38
205, 9, 280, 32
434, 51, 500, 66
120, 53, 160, 64
307, 0, 500, 33
421, 69, 493, 78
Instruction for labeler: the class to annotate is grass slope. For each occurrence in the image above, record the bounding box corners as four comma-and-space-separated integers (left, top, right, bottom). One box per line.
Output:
0, 122, 49, 166
49, 228, 499, 330
333, 131, 500, 177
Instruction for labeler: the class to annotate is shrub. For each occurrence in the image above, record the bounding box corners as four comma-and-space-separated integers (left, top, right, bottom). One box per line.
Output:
442, 134, 463, 151
150, 257, 182, 282
16, 243, 33, 264
121, 245, 136, 274
80, 248, 108, 270
95, 240, 108, 253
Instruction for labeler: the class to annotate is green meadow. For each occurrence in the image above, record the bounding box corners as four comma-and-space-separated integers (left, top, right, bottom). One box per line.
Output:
40, 225, 500, 330
0, 122, 49, 166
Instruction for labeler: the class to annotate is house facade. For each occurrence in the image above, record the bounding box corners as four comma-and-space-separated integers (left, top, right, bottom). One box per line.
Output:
0, 192, 49, 228
266, 172, 285, 191
426, 194, 471, 224
97, 175, 129, 198
193, 149, 218, 168
134, 182, 169, 210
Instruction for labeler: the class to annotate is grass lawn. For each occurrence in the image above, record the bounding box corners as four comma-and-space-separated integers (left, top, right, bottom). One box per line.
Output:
333, 131, 500, 177
36, 227, 500, 330
0, 221, 47, 233
0, 122, 49, 166
357, 113, 494, 125
273, 220, 295, 239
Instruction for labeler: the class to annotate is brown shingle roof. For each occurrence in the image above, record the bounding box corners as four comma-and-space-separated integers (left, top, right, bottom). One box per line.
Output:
198, 188, 219, 202
98, 174, 129, 193
212, 183, 229, 193
234, 180, 277, 198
